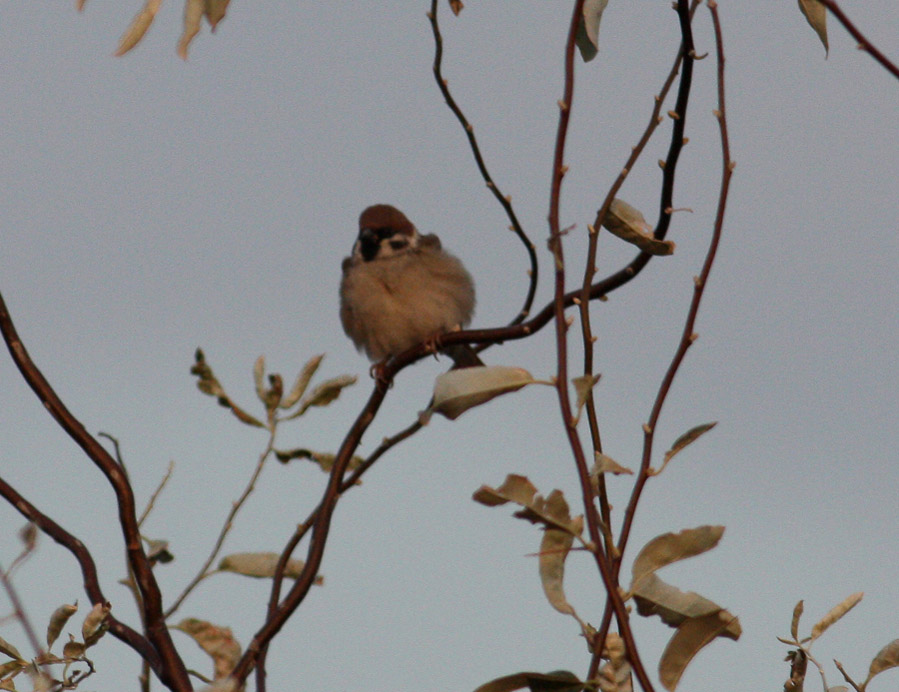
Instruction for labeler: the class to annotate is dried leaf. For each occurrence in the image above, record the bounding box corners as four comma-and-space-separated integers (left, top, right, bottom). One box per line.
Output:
429, 366, 538, 420
572, 374, 600, 421
115, 0, 162, 56
173, 619, 241, 680
292, 375, 357, 417
631, 526, 725, 588
191, 349, 227, 399
867, 639, 899, 682
62, 635, 85, 660
0, 659, 25, 678
790, 600, 804, 642
273, 447, 363, 473
633, 573, 741, 641
204, 0, 231, 31
218, 552, 323, 584
280, 354, 324, 409
797, 0, 828, 54
575, 0, 609, 62
474, 474, 538, 508
472, 670, 584, 692
46, 602, 78, 650
539, 522, 583, 617
663, 422, 717, 465
448, 0, 463, 16
810, 592, 863, 641
19, 523, 37, 551
473, 476, 582, 536
145, 537, 174, 564
592, 452, 633, 476
659, 612, 738, 691
0, 637, 24, 663
253, 356, 266, 403
81, 601, 110, 646
602, 199, 675, 256
177, 0, 204, 60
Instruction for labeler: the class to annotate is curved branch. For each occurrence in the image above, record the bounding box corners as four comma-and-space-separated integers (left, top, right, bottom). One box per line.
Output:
0, 291, 190, 691
0, 475, 161, 672
428, 0, 539, 326
818, 0, 899, 80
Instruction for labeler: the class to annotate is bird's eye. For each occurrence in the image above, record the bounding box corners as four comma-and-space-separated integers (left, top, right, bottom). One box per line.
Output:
389, 238, 408, 251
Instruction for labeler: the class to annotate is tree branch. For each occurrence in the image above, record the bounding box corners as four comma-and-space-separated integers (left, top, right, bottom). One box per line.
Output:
0, 291, 190, 691
818, 0, 899, 80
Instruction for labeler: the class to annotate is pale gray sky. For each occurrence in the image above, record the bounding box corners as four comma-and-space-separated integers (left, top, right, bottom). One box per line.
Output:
1, 2, 897, 691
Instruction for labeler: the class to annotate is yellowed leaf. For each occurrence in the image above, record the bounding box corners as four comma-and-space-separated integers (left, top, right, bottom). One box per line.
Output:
659, 612, 738, 691
46, 602, 78, 650
280, 354, 324, 409
592, 452, 633, 476
539, 521, 583, 617
798, 0, 828, 54
810, 592, 863, 641
81, 601, 110, 645
790, 600, 804, 641
204, 0, 231, 31
430, 366, 538, 420
867, 639, 899, 682
218, 551, 323, 584
174, 619, 241, 680
602, 199, 675, 256
177, 0, 204, 59
115, 0, 162, 56
631, 526, 724, 588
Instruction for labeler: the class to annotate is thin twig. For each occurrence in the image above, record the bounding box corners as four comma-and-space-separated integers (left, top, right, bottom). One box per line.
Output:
0, 559, 44, 659
427, 0, 539, 326
138, 461, 175, 528
0, 474, 161, 672
254, 417, 424, 691
818, 0, 899, 80
546, 2, 655, 690
232, 375, 392, 683
0, 292, 189, 691
164, 425, 277, 619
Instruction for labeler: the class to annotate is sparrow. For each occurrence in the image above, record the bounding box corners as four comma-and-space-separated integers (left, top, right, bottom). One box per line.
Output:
340, 204, 481, 367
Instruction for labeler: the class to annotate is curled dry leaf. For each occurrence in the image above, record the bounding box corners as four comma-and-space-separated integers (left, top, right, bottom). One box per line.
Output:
797, 0, 828, 54
633, 574, 742, 644
810, 592, 863, 641
572, 374, 600, 421
62, 635, 86, 660
288, 374, 357, 418
663, 422, 717, 465
174, 618, 241, 680
82, 601, 110, 646
448, 0, 463, 16
218, 552, 323, 584
280, 354, 324, 409
0, 636, 24, 663
631, 526, 725, 588
592, 452, 633, 476
539, 519, 584, 619
429, 366, 538, 420
178, 0, 204, 60
602, 199, 675, 256
866, 639, 899, 683
46, 602, 78, 650
253, 356, 266, 402
575, 0, 609, 62
659, 612, 739, 691
274, 447, 363, 473
790, 600, 804, 642
115, 0, 162, 56
474, 475, 582, 536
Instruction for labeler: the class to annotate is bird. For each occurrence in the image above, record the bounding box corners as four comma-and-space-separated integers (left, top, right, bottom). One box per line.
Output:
340, 204, 481, 368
